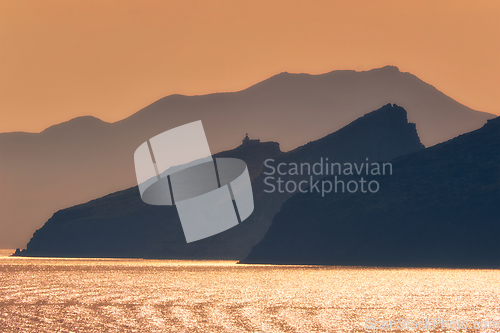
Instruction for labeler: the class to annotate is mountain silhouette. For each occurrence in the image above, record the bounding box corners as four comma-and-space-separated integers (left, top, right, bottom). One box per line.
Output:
0, 66, 494, 248
17, 104, 424, 259
242, 117, 500, 268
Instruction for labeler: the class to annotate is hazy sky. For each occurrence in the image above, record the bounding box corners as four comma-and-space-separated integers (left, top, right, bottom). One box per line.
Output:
1, 0, 499, 133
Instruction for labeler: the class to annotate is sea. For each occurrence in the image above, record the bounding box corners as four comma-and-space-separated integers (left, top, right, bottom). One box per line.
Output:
0, 249, 499, 332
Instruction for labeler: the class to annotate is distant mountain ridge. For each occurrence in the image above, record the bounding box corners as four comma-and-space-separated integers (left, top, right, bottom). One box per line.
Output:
242, 117, 500, 268
0, 65, 494, 248
18, 104, 424, 258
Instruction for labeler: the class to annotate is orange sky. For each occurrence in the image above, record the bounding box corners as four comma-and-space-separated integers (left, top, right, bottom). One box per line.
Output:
1, 0, 499, 133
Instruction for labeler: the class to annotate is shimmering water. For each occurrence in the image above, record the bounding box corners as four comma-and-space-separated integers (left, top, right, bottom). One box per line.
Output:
0, 250, 499, 332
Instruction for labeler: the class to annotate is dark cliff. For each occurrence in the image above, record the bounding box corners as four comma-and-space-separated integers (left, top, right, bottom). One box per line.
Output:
242, 117, 500, 268
19, 104, 425, 259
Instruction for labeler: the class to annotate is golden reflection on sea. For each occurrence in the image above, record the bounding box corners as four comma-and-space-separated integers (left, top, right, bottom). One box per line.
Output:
0, 254, 499, 332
